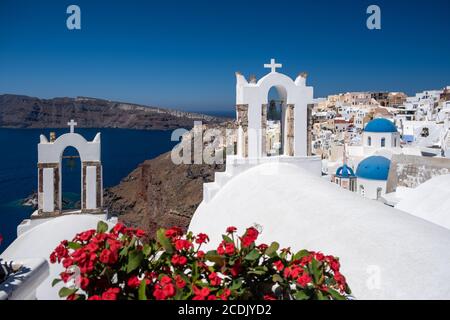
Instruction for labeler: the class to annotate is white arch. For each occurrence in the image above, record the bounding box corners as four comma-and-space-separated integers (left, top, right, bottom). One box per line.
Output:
236, 68, 314, 157
37, 131, 102, 215
38, 133, 101, 164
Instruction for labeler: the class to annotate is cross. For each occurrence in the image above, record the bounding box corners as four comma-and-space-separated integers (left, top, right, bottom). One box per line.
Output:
264, 58, 282, 73
67, 119, 77, 133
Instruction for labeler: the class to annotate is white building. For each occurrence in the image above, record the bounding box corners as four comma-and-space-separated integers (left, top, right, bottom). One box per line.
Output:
191, 60, 450, 299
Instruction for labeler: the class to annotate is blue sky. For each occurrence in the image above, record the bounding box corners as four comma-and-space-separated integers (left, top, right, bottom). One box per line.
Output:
0, 0, 449, 112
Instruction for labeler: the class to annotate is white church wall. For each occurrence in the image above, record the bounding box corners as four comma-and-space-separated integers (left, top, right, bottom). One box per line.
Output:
363, 131, 400, 148
357, 177, 387, 200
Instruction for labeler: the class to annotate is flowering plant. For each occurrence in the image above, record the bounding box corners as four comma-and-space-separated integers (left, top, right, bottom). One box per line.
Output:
51, 222, 351, 300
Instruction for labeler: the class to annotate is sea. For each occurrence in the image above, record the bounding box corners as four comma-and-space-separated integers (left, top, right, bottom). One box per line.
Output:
0, 128, 180, 253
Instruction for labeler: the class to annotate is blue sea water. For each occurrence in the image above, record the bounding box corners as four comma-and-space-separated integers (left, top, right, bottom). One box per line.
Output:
0, 128, 178, 253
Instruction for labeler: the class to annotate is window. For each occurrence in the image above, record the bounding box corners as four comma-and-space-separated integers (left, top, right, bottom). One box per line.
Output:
368, 136, 372, 146
381, 138, 386, 147
360, 185, 365, 197
376, 187, 383, 200
394, 138, 397, 147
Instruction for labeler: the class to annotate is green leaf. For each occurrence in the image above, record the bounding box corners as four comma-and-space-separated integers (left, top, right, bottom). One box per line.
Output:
244, 249, 261, 261
272, 274, 283, 283
58, 287, 77, 298
52, 278, 62, 287
96, 221, 108, 233
293, 249, 309, 261
311, 259, 321, 284
265, 242, 279, 257
67, 241, 82, 250
230, 279, 243, 291
205, 250, 225, 266
315, 289, 328, 300
138, 279, 147, 300
127, 250, 144, 273
248, 269, 267, 275
156, 229, 174, 254
142, 244, 152, 256
293, 291, 309, 300
328, 288, 346, 300
222, 235, 233, 243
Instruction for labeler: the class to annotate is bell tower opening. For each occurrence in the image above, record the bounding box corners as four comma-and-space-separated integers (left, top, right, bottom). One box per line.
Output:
266, 87, 285, 156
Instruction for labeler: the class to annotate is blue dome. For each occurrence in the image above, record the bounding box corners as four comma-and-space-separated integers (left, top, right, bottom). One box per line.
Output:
364, 118, 398, 133
335, 164, 355, 178
356, 156, 391, 180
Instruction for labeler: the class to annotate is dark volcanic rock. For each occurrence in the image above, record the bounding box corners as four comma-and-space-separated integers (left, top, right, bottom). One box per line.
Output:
0, 94, 228, 130
103, 151, 225, 237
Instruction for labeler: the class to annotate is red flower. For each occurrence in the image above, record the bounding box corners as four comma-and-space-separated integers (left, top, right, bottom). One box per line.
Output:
226, 226, 237, 234
165, 227, 182, 239
78, 276, 89, 290
135, 229, 146, 237
217, 244, 225, 256
315, 252, 325, 261
264, 295, 277, 300
297, 273, 312, 287
334, 272, 346, 287
225, 243, 235, 255
88, 295, 101, 300
283, 267, 291, 278
207, 295, 217, 300
84, 242, 99, 253
197, 250, 205, 259
112, 223, 125, 234
102, 288, 120, 300
174, 239, 192, 251
99, 249, 118, 264
195, 233, 209, 244
230, 261, 242, 277
175, 275, 186, 289
161, 275, 172, 285
241, 227, 259, 248
208, 272, 221, 286
60, 272, 73, 283
300, 255, 313, 266
219, 288, 231, 300
153, 288, 165, 300
162, 283, 176, 298
171, 254, 188, 266
330, 260, 340, 272
193, 286, 210, 300
273, 260, 284, 271
127, 275, 141, 289
62, 257, 74, 268
257, 243, 268, 251
76, 230, 96, 242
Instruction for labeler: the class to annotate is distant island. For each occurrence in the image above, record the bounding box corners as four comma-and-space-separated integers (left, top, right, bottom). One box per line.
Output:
0, 94, 229, 130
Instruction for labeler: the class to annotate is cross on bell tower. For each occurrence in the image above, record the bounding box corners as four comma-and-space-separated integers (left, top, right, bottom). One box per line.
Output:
264, 58, 282, 73
67, 119, 77, 133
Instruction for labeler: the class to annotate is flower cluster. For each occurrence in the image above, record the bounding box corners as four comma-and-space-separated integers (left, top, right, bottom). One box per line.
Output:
51, 222, 351, 300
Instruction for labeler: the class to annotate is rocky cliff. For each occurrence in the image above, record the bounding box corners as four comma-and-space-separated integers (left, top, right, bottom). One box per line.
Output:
103, 151, 225, 236
0, 94, 226, 130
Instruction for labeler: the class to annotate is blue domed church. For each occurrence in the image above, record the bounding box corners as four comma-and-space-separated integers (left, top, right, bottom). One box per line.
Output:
363, 118, 400, 149
334, 164, 357, 192
355, 155, 391, 200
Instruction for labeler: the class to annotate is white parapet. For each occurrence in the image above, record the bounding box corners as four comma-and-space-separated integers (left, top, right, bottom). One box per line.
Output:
202, 155, 322, 204
0, 258, 49, 300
